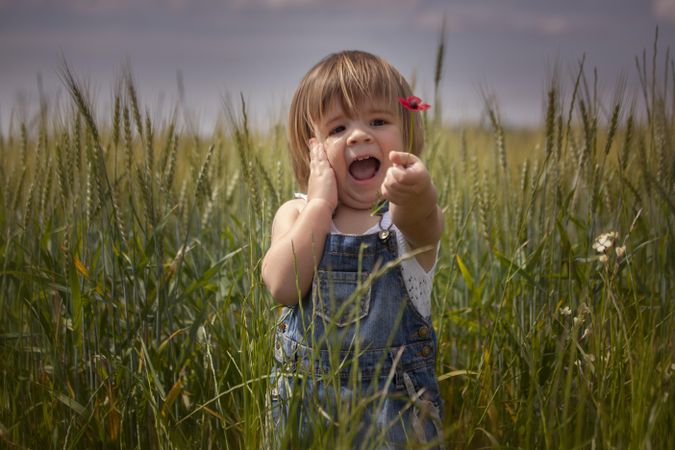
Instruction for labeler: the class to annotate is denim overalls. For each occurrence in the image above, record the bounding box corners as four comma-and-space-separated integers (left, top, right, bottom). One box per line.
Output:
270, 212, 444, 448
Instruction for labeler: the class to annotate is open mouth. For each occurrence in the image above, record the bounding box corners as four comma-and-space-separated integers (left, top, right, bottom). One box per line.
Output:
349, 156, 381, 181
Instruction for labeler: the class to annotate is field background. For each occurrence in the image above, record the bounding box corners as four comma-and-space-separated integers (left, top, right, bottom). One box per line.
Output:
1, 36, 674, 449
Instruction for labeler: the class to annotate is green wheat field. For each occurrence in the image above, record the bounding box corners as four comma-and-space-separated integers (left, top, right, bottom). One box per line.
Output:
1, 34, 673, 449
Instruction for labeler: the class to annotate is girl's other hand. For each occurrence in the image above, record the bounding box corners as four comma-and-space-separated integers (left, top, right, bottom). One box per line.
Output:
307, 138, 338, 213
380, 151, 432, 206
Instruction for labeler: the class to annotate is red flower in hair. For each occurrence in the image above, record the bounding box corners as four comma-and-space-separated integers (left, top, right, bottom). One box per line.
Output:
399, 96, 430, 112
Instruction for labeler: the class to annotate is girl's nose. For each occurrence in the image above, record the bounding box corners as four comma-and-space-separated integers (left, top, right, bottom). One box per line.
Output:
347, 125, 372, 146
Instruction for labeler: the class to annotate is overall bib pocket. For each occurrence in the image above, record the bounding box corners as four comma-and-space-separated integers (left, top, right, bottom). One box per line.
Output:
312, 270, 371, 327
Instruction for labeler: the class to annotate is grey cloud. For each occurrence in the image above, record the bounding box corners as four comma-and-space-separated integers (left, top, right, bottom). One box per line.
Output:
0, 0, 419, 13
1, 0, 672, 131
440, 3, 622, 36
653, 0, 675, 24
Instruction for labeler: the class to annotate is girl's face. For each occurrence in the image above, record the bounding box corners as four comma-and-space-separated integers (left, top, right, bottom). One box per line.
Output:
313, 97, 403, 210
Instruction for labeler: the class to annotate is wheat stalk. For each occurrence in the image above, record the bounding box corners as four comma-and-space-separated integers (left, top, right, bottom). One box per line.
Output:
125, 69, 144, 139
177, 177, 188, 233
10, 165, 26, 217
162, 129, 178, 197
73, 112, 82, 173
144, 110, 154, 176
56, 136, 70, 204
113, 93, 121, 148
22, 179, 35, 232
620, 110, 634, 172
137, 164, 153, 229
38, 157, 53, 224
159, 123, 175, 183
85, 159, 94, 224
19, 123, 28, 169
195, 144, 215, 205
225, 169, 240, 205
201, 183, 220, 230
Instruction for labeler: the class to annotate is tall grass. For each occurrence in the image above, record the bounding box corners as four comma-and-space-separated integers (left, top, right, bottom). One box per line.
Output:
0, 36, 673, 448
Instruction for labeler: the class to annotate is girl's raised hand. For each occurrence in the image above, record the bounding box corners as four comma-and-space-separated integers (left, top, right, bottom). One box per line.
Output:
307, 139, 338, 212
380, 151, 432, 206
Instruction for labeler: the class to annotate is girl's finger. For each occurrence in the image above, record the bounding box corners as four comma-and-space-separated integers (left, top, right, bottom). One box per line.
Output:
319, 145, 334, 168
389, 151, 417, 168
388, 165, 407, 183
308, 138, 318, 160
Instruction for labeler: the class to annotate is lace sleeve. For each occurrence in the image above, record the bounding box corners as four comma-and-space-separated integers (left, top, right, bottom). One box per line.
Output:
396, 231, 437, 319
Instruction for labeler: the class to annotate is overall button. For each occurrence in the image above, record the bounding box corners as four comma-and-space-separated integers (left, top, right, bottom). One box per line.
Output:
418, 325, 429, 338
278, 322, 286, 332
421, 345, 432, 357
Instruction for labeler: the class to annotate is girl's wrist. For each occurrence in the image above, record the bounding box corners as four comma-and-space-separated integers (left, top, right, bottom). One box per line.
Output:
391, 184, 437, 222
306, 198, 335, 218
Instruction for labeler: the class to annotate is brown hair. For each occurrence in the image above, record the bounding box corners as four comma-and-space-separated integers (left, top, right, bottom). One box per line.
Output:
288, 50, 425, 189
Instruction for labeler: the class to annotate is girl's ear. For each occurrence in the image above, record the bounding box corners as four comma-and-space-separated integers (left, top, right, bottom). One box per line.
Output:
309, 117, 323, 143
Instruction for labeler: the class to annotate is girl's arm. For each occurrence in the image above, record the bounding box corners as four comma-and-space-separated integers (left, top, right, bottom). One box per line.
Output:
381, 151, 443, 271
261, 198, 333, 305
262, 141, 337, 305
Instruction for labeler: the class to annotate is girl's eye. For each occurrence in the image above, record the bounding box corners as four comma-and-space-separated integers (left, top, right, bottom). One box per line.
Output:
329, 125, 346, 135
370, 118, 386, 127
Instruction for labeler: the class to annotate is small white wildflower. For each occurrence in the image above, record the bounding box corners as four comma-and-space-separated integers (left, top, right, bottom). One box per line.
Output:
664, 363, 674, 380
592, 231, 619, 253
598, 254, 609, 264
560, 306, 572, 316
583, 353, 596, 373
197, 325, 208, 345
182, 392, 192, 409
581, 327, 591, 340
573, 316, 584, 327
615, 245, 626, 258
62, 318, 73, 331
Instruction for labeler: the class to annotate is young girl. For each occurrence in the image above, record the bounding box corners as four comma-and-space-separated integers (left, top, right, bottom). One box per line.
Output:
263, 50, 444, 448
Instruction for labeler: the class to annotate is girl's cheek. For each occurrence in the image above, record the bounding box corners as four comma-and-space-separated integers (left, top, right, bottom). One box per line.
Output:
325, 139, 344, 161
325, 135, 342, 146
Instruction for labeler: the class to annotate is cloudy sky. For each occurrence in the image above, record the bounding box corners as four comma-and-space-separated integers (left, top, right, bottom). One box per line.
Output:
1, 0, 674, 131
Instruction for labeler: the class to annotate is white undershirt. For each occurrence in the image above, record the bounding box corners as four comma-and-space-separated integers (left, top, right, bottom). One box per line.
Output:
295, 194, 435, 318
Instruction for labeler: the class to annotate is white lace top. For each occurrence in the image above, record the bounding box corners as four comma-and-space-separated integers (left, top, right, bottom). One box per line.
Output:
295, 194, 436, 318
